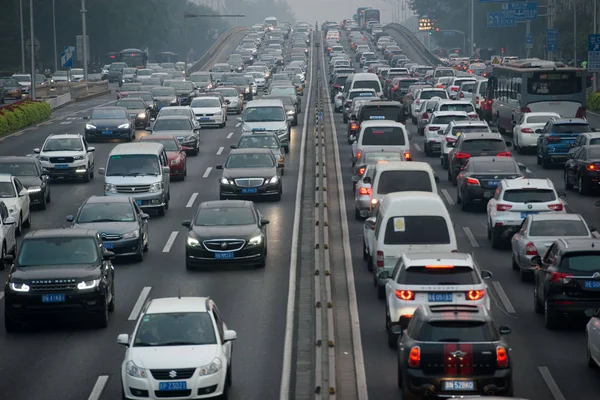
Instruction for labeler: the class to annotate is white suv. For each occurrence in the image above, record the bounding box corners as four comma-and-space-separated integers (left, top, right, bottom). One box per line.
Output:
381, 252, 492, 348
0, 175, 31, 236
33, 134, 95, 182
487, 178, 566, 249
0, 200, 17, 269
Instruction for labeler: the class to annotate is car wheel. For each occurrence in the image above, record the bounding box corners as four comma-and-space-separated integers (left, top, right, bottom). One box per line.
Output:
520, 266, 532, 282
0, 244, 5, 271
108, 283, 115, 312
83, 168, 91, 183
158, 205, 166, 216
135, 239, 144, 262
579, 176, 590, 195
586, 337, 597, 368
23, 211, 31, 229
16, 215, 22, 237
377, 284, 385, 300
363, 240, 369, 262
491, 227, 502, 249
537, 150, 542, 165
226, 362, 233, 386
461, 192, 470, 211
512, 255, 519, 271
542, 155, 551, 169
564, 171, 573, 190
386, 312, 397, 349
544, 299, 559, 329
533, 282, 544, 313
38, 194, 47, 210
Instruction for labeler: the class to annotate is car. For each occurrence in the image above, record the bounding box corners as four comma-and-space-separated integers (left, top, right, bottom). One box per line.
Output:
239, 99, 292, 153
262, 95, 299, 126
511, 213, 594, 282
66, 196, 149, 261
34, 133, 96, 182
415, 97, 443, 135
1, 77, 22, 100
3, 228, 116, 331
0, 200, 17, 270
127, 91, 158, 119
0, 156, 51, 209
350, 120, 411, 166
214, 87, 243, 114
440, 120, 492, 169
190, 96, 227, 128
537, 118, 591, 168
230, 132, 286, 174
397, 304, 513, 398
139, 135, 188, 180
532, 238, 600, 329
423, 111, 470, 156
512, 112, 561, 154
84, 107, 136, 142
216, 148, 283, 201
150, 87, 179, 110
586, 307, 600, 368
149, 116, 200, 156
486, 178, 566, 249
182, 200, 269, 269
117, 297, 237, 399
0, 175, 30, 237
351, 149, 405, 191
114, 98, 152, 129
568, 131, 600, 154
162, 80, 198, 106
564, 145, 600, 195
117, 83, 143, 100
155, 106, 199, 130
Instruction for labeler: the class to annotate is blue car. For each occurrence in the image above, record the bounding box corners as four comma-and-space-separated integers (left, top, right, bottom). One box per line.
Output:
537, 118, 592, 168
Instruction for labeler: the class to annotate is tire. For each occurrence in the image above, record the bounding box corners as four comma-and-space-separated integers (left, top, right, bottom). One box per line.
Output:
363, 240, 369, 261
23, 211, 31, 229
0, 244, 5, 271
134, 239, 144, 262
256, 256, 266, 268
95, 296, 109, 329
284, 146, 289, 154
461, 192, 470, 211
587, 338, 597, 368
542, 155, 551, 169
411, 116, 417, 124
544, 299, 559, 329
16, 215, 22, 237
4, 311, 20, 333
377, 284, 385, 300
512, 255, 519, 271
38, 194, 47, 210
533, 283, 543, 314
220, 122, 226, 128
83, 167, 91, 183
579, 176, 590, 195
402, 384, 418, 400
274, 191, 282, 201
537, 151, 542, 165
491, 227, 502, 249
564, 171, 573, 190
386, 312, 397, 349
226, 362, 233, 386
108, 283, 115, 312
442, 156, 448, 170
520, 266, 532, 282
158, 205, 166, 216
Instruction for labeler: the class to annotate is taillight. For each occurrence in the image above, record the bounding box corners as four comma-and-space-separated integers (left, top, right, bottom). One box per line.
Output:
496, 151, 511, 157
467, 289, 485, 300
546, 135, 561, 142
521, 128, 534, 133
496, 346, 508, 368
358, 187, 371, 195
467, 70, 473, 74
576, 106, 586, 119
475, 96, 480, 103
551, 271, 573, 283
356, 151, 362, 159
408, 346, 421, 368
455, 152, 471, 159
445, 136, 457, 143
521, 107, 531, 113
525, 242, 538, 256
466, 177, 479, 185
429, 126, 440, 131
459, 92, 465, 98
586, 163, 600, 171
487, 99, 492, 105
350, 123, 359, 131
450, 86, 459, 91
403, 151, 412, 161
376, 251, 384, 268
422, 112, 429, 120
548, 203, 564, 211
496, 204, 513, 211
415, 99, 420, 104
395, 290, 415, 300
358, 167, 366, 175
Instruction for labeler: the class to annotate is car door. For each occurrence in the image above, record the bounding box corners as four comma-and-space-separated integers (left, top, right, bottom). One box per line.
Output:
159, 150, 170, 194
0, 202, 16, 253
512, 217, 529, 266
590, 309, 600, 360
13, 178, 29, 221
211, 304, 231, 362
536, 244, 559, 301
566, 147, 584, 184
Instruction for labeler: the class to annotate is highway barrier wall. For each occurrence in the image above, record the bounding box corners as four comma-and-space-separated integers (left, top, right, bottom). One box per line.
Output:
0, 100, 51, 136
384, 23, 441, 67
44, 93, 72, 110
188, 26, 249, 74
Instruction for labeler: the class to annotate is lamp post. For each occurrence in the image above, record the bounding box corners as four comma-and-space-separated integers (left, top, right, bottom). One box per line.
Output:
29, 0, 36, 100
81, 0, 89, 82
53, 0, 58, 72
20, 0, 25, 73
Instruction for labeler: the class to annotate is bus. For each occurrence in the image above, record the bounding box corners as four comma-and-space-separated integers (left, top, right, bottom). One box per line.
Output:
265, 16, 278, 30
155, 52, 179, 64
118, 48, 148, 68
363, 8, 380, 28
477, 47, 498, 62
355, 7, 370, 26
486, 59, 587, 134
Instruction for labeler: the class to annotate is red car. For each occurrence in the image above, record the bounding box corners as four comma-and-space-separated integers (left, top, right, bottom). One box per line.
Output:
139, 135, 188, 180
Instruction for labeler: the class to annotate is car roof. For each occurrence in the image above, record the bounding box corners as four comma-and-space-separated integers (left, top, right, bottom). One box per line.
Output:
200, 200, 252, 209
140, 135, 178, 141
361, 101, 402, 107
360, 120, 405, 128
146, 297, 209, 314
24, 228, 98, 239
402, 252, 474, 266
245, 99, 284, 107
110, 142, 164, 155
501, 178, 553, 190
375, 161, 432, 172
84, 195, 131, 204
528, 213, 584, 222
46, 133, 82, 139
93, 106, 127, 112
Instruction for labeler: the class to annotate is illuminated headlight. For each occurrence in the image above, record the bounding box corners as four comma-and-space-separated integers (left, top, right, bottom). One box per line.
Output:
125, 361, 147, 378
118, 123, 130, 129
244, 87, 250, 93
220, 177, 233, 185
85, 124, 96, 130
170, 99, 178, 105
199, 358, 222, 376
105, 183, 117, 194
148, 182, 163, 193
287, 110, 295, 115
9, 282, 30, 292
269, 175, 279, 184
170, 158, 181, 165
248, 235, 263, 245
137, 113, 146, 119
77, 279, 100, 290
371, 199, 378, 205
27, 186, 42, 193
73, 155, 85, 161
122, 230, 139, 239
187, 236, 200, 246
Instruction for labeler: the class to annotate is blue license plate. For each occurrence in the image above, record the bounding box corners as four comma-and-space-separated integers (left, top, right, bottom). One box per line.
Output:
176, 137, 184, 141
104, 242, 115, 250
54, 164, 68, 169
42, 294, 66, 303
520, 212, 539, 218
102, 130, 112, 135
215, 251, 234, 259
584, 280, 600, 289
159, 381, 187, 391
428, 293, 453, 302
444, 381, 475, 391
242, 188, 258, 194
487, 180, 499, 187
369, 115, 385, 119
136, 200, 142, 206
200, 117, 210, 121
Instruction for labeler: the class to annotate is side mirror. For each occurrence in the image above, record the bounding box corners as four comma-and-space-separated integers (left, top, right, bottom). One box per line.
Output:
481, 270, 493, 280
277, 162, 284, 168
4, 216, 15, 225
230, 144, 237, 149
103, 251, 115, 261
87, 146, 96, 152
531, 255, 542, 266
66, 215, 74, 223
98, 167, 105, 175
351, 175, 359, 182
377, 270, 390, 280
216, 165, 223, 170
223, 329, 237, 343
33, 148, 40, 154
116, 333, 130, 346
2, 254, 14, 264
236, 117, 243, 122
365, 216, 376, 230
434, 175, 440, 183
140, 213, 150, 220
287, 116, 294, 122
181, 220, 192, 228
585, 309, 597, 318
499, 326, 512, 335
260, 219, 270, 226
511, 120, 517, 125
363, 176, 371, 184
589, 225, 597, 232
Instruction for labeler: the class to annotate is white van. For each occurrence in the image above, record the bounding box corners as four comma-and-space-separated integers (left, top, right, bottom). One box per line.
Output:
347, 72, 383, 98
351, 120, 410, 165
238, 99, 293, 152
363, 192, 457, 298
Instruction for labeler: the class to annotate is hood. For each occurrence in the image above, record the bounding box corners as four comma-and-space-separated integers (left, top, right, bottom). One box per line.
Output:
154, 96, 177, 102
192, 224, 260, 239
129, 345, 219, 370
124, 108, 145, 115
90, 118, 130, 128
104, 174, 162, 185
152, 129, 195, 138
242, 121, 287, 132
11, 264, 100, 281
2, 197, 18, 210
14, 176, 42, 188
72, 221, 139, 234
40, 150, 85, 157
223, 167, 277, 179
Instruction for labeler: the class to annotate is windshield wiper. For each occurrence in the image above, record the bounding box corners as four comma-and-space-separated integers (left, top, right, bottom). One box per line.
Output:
134, 342, 157, 347
85, 219, 120, 223
437, 338, 462, 342
159, 341, 205, 346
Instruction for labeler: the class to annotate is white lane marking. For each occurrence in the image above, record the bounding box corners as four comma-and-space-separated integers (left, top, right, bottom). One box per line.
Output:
87, 375, 109, 400
128, 287, 152, 321
60, 121, 72, 124
280, 38, 314, 400
0, 292, 4, 300
227, 132, 234, 139
441, 188, 455, 206
216, 146, 224, 155
162, 231, 179, 253
235, 122, 241, 127
186, 193, 198, 208
491, 281, 516, 314
413, 143, 421, 152
462, 226, 479, 248
202, 167, 212, 178
538, 366, 567, 400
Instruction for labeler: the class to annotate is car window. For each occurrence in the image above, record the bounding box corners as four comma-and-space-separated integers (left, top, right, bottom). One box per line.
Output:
398, 266, 479, 285
529, 220, 588, 236
361, 126, 405, 146
17, 238, 100, 266
502, 189, 556, 203
460, 139, 506, 152
416, 321, 498, 342
384, 216, 450, 245
195, 206, 256, 225
551, 124, 590, 134
377, 171, 432, 194
560, 253, 600, 273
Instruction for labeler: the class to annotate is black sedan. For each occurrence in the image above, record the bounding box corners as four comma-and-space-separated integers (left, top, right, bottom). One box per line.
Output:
456, 156, 525, 210
66, 195, 149, 261
84, 107, 135, 142
149, 116, 200, 156
0, 156, 51, 209
216, 148, 283, 201
182, 200, 269, 269
220, 74, 253, 101
114, 98, 151, 128
163, 80, 198, 106
564, 144, 600, 195
150, 87, 178, 111
127, 91, 158, 119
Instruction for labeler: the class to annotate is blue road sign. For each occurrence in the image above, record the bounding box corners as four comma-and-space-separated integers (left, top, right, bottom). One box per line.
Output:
546, 29, 558, 52
501, 2, 537, 21
526, 32, 533, 49
588, 35, 600, 72
444, 31, 456, 36
61, 50, 73, 68
478, 0, 512, 2
487, 12, 517, 28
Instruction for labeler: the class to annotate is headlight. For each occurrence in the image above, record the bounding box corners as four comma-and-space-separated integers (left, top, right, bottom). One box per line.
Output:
137, 113, 146, 118
215, 111, 223, 116
269, 175, 279, 184
40, 156, 49, 161
77, 279, 100, 290
170, 99, 178, 105
8, 207, 16, 214
220, 177, 233, 185
85, 124, 96, 130
118, 123, 130, 129
9, 282, 30, 292
199, 358, 222, 376
148, 182, 163, 193
27, 186, 42, 193
244, 87, 250, 93
122, 230, 140, 239
170, 158, 181, 165
187, 236, 200, 246
125, 360, 147, 378
248, 235, 263, 245
105, 183, 117, 194
287, 110, 295, 115
73, 155, 85, 161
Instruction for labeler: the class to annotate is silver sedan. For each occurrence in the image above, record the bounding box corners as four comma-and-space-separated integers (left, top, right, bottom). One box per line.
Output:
416, 97, 442, 135
586, 308, 600, 368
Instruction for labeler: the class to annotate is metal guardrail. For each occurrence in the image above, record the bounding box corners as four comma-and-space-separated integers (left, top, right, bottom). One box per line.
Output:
385, 23, 441, 67
188, 26, 248, 74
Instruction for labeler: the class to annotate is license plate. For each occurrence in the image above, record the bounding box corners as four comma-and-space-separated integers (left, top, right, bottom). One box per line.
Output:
102, 130, 112, 135
200, 117, 210, 121
54, 164, 69, 169
159, 381, 187, 391
487, 180, 499, 187
215, 251, 234, 259
42, 294, 66, 303
136, 200, 142, 206
428, 293, 453, 302
443, 380, 475, 391
584, 280, 600, 289
242, 188, 258, 194
104, 243, 115, 250
369, 115, 385, 119
520, 212, 539, 218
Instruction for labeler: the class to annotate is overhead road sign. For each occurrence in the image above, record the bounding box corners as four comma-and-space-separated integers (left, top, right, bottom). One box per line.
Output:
526, 32, 533, 49
487, 12, 517, 28
501, 2, 537, 21
546, 29, 559, 52
588, 35, 600, 73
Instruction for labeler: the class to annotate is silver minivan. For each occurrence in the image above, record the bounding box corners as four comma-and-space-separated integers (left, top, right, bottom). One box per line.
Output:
98, 142, 171, 216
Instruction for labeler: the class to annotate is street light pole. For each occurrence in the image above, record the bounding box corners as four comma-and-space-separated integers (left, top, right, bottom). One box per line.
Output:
594, 0, 597, 92
573, 3, 577, 66
53, 0, 58, 72
20, 0, 25, 73
81, 0, 88, 82
470, 0, 475, 57
29, 0, 35, 100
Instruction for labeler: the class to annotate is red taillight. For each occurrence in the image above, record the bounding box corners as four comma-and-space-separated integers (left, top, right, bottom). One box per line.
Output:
496, 204, 513, 211
496, 151, 511, 157
548, 203, 564, 211
467, 70, 473, 74
576, 106, 586, 119
487, 99, 492, 105
525, 242, 538, 256
459, 92, 465, 98
455, 152, 471, 159
403, 151, 412, 161
450, 86, 459, 91
546, 135, 561, 142
550, 272, 573, 283
422, 112, 429, 120
350, 123, 359, 131
496, 346, 508, 368
521, 107, 531, 113
466, 177, 479, 185
376, 251, 384, 268
587, 163, 600, 171
408, 346, 421, 368
415, 99, 421, 104
356, 151, 362, 159
467, 289, 485, 300
358, 167, 366, 175
429, 126, 440, 131
395, 290, 415, 300
521, 128, 534, 133
475, 96, 480, 103
358, 187, 371, 195
445, 136, 457, 143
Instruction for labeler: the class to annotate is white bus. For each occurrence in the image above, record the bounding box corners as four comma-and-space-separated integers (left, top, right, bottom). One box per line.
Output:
265, 16, 278, 29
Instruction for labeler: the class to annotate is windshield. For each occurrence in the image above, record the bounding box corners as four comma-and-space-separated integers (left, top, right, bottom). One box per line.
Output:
190, 75, 210, 83
399, 266, 478, 285
121, 84, 141, 91
0, 182, 16, 198
129, 94, 153, 103
13, 75, 30, 82
53, 71, 68, 77
432, 115, 468, 125
142, 138, 179, 151
551, 124, 590, 134
528, 71, 582, 95
17, 238, 99, 266
123, 68, 136, 74
270, 86, 295, 96
115, 100, 145, 109
106, 154, 160, 176
216, 88, 238, 97
244, 106, 285, 122
152, 88, 176, 97
77, 202, 136, 223
225, 153, 274, 168
334, 76, 348, 86
461, 139, 506, 152
451, 126, 490, 136
133, 312, 217, 347
378, 171, 433, 194
361, 127, 405, 146
527, 115, 556, 124
238, 136, 279, 149
503, 189, 556, 203
137, 70, 153, 76
153, 119, 192, 131
43, 138, 83, 152
353, 80, 380, 91
191, 98, 221, 108
417, 321, 497, 342
0, 162, 38, 176
472, 160, 518, 173
195, 207, 256, 226
435, 69, 454, 77
440, 102, 474, 112
529, 220, 589, 236
384, 216, 450, 245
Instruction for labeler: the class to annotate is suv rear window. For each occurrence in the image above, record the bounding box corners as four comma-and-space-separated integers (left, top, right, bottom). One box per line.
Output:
460, 139, 506, 152
353, 80, 380, 92
439, 103, 475, 113
377, 170, 432, 194
503, 188, 556, 203
398, 266, 478, 285
361, 106, 402, 122
560, 252, 600, 273
451, 125, 489, 136
416, 320, 498, 342
384, 216, 450, 245
420, 90, 448, 100
361, 126, 405, 146
432, 115, 468, 125
529, 220, 588, 236
552, 123, 590, 134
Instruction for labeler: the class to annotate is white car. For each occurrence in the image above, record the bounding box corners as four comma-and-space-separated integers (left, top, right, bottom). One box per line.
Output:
513, 112, 561, 153
0, 175, 31, 236
11, 74, 32, 94
423, 111, 469, 156
190, 96, 227, 128
118, 297, 237, 400
33, 133, 95, 182
0, 200, 17, 268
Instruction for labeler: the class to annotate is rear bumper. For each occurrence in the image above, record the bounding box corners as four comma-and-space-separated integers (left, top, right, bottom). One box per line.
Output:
547, 298, 600, 316
403, 369, 512, 398
464, 186, 496, 203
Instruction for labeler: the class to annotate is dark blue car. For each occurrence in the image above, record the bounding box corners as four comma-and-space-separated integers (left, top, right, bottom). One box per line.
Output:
537, 118, 592, 168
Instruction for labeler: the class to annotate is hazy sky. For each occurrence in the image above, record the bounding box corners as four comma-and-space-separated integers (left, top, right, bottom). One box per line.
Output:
286, 0, 413, 25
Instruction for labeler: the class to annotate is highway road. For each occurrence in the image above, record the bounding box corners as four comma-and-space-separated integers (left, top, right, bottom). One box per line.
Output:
324, 27, 600, 400
0, 34, 308, 400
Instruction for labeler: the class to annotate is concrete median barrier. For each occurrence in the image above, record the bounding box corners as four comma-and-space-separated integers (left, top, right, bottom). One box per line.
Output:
44, 93, 72, 110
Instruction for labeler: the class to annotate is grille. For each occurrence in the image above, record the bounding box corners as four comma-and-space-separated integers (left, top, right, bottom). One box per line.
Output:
151, 368, 196, 380
234, 178, 264, 187
49, 157, 75, 163
203, 239, 246, 252
100, 232, 122, 240
116, 185, 151, 194
30, 282, 77, 292
155, 390, 192, 398
196, 113, 215, 117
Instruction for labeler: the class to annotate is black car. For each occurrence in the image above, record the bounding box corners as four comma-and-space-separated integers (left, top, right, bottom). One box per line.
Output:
3, 229, 116, 331
66, 196, 149, 261
182, 200, 269, 269
398, 305, 513, 399
107, 62, 127, 85
532, 238, 600, 329
163, 80, 198, 106
150, 87, 178, 111
456, 156, 526, 210
220, 74, 253, 101
0, 156, 51, 209
149, 116, 200, 156
127, 91, 158, 119
84, 106, 135, 142
564, 144, 600, 195
216, 148, 283, 201
114, 98, 151, 128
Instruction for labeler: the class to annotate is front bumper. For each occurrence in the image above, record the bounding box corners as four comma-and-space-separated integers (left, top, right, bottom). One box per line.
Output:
403, 368, 512, 398
103, 237, 142, 257
85, 127, 133, 140
105, 192, 166, 209
185, 243, 265, 268
27, 187, 46, 204
196, 115, 224, 126
41, 162, 89, 179
219, 181, 281, 198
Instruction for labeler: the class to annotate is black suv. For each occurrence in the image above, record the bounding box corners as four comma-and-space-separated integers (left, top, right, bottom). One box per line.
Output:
398, 304, 513, 399
532, 238, 600, 329
3, 229, 116, 332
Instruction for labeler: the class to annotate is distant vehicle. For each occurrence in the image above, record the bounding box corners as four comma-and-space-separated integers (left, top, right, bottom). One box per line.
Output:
117, 48, 148, 68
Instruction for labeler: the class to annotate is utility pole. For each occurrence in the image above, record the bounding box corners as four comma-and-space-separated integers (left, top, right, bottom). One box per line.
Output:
470, 0, 475, 57
81, 0, 88, 82
53, 0, 58, 72
547, 0, 554, 60
526, 21, 531, 58
20, 0, 25, 73
573, 3, 577, 65
29, 0, 35, 100
594, 0, 598, 92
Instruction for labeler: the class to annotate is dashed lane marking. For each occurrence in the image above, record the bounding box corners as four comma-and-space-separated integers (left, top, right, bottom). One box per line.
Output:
60, 121, 72, 125
162, 231, 179, 253
128, 287, 152, 321
87, 375, 109, 400
202, 167, 212, 178
0, 292, 4, 300
186, 193, 198, 208
216, 146, 224, 155
441, 188, 455, 206
235, 122, 241, 127
538, 366, 566, 400
413, 143, 421, 152
462, 226, 479, 248
491, 281, 516, 314
227, 132, 234, 139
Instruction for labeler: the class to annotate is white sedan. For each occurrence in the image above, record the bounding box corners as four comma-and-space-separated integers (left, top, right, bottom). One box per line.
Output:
0, 174, 31, 236
190, 97, 227, 128
513, 112, 560, 154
